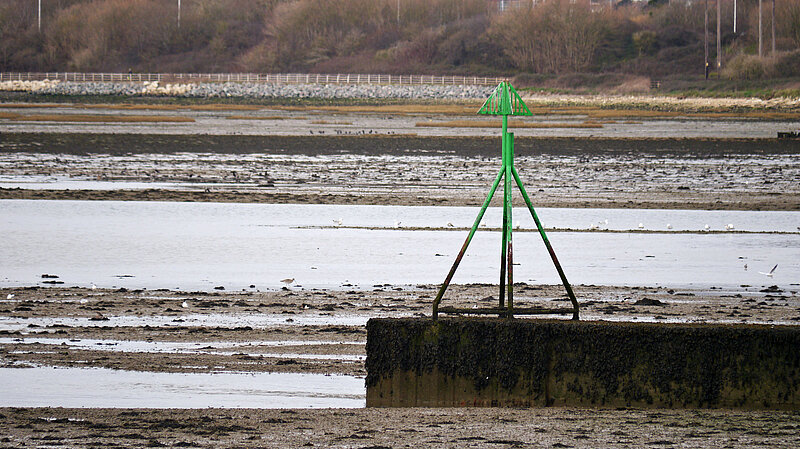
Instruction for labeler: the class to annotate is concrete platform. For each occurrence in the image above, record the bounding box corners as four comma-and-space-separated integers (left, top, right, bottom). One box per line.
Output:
366, 318, 800, 409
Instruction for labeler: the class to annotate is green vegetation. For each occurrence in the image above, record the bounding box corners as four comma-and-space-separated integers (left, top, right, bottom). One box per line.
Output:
1, 0, 799, 92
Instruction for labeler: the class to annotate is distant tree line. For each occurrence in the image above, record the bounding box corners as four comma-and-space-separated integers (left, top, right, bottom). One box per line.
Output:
1, 0, 799, 80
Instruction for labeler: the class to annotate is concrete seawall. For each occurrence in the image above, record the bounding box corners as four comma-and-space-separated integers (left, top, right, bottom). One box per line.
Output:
365, 318, 800, 409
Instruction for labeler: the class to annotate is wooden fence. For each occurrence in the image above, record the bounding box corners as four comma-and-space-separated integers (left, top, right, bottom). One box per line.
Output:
0, 72, 505, 86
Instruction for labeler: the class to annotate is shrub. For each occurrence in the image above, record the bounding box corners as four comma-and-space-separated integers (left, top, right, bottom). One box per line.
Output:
722, 54, 773, 80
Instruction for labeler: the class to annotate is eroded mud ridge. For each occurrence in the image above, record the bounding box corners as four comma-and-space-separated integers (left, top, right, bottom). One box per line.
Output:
2, 284, 798, 376
2, 285, 798, 447
1, 133, 799, 210
2, 407, 799, 449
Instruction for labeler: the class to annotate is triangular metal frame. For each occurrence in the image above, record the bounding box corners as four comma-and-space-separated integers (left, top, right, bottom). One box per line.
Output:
478, 81, 532, 117
432, 81, 579, 320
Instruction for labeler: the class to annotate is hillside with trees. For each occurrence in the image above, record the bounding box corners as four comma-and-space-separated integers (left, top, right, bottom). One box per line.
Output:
2, 0, 800, 88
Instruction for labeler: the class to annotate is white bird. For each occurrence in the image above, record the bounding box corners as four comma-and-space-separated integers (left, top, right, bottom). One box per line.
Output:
638, 223, 644, 230
79, 298, 88, 304
280, 278, 295, 286
666, 224, 673, 230
603, 219, 609, 226
758, 264, 778, 277
725, 224, 735, 231
704, 224, 710, 231
181, 300, 189, 308
333, 218, 343, 226
589, 223, 599, 230
6, 293, 14, 300
90, 283, 97, 290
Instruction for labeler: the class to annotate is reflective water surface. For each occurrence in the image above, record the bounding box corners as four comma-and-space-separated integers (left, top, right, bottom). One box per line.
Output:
2, 200, 798, 291
0, 366, 364, 408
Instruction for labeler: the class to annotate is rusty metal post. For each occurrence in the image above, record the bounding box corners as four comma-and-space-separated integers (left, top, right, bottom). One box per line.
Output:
506, 132, 515, 316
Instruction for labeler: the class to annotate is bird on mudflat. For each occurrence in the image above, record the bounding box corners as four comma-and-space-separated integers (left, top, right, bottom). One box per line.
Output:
758, 264, 778, 277
181, 300, 189, 308
6, 293, 14, 300
280, 278, 295, 286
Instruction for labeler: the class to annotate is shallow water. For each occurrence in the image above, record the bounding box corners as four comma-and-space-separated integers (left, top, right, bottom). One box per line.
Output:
0, 313, 376, 332
0, 366, 364, 408
1, 337, 365, 361
1, 200, 798, 291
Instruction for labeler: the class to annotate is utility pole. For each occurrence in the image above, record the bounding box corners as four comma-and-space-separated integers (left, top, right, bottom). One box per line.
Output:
704, 0, 709, 79
716, 0, 721, 70
38, 0, 41, 32
397, 0, 400, 26
178, 0, 181, 28
759, 0, 763, 57
734, 0, 737, 34
772, 0, 776, 55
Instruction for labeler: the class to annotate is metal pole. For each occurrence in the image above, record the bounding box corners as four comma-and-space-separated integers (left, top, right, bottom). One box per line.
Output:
772, 0, 776, 55
759, 0, 763, 57
499, 115, 509, 310
704, 0, 709, 79
38, 0, 41, 32
734, 0, 737, 34
505, 132, 515, 315
717, 0, 721, 70
178, 0, 181, 28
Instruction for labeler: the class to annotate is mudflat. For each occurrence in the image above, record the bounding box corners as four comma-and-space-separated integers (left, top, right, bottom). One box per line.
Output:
2, 406, 799, 448
1, 133, 798, 211
2, 284, 799, 448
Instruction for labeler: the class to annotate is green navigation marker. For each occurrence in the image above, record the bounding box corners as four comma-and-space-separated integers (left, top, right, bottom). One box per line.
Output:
432, 81, 579, 320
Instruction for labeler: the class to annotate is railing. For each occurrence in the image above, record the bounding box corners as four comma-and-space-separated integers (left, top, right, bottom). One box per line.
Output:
0, 72, 505, 86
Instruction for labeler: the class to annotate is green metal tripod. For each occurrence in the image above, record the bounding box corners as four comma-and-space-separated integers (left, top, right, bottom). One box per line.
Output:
431, 81, 579, 320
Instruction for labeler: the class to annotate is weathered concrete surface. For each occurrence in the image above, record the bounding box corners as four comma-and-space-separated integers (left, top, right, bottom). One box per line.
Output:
366, 318, 800, 409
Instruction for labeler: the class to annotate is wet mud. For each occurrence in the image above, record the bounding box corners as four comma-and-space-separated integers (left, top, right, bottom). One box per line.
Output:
2, 283, 799, 447
1, 133, 799, 210
2, 406, 799, 449
2, 284, 798, 376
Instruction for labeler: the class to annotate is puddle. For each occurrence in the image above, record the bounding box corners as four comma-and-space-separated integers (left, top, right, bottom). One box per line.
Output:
0, 366, 365, 408
0, 313, 383, 333
0, 337, 365, 360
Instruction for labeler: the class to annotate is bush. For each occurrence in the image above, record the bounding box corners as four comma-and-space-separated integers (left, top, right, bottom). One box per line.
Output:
722, 54, 773, 80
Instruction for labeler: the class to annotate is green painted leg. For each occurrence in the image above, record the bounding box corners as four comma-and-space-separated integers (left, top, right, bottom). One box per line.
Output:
506, 132, 515, 316
511, 166, 580, 320
499, 172, 508, 310
432, 168, 504, 319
